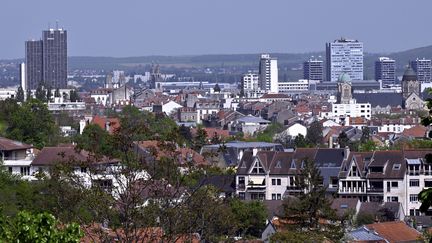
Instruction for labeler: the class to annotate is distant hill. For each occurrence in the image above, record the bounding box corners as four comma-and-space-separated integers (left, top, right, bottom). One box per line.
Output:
3, 44, 432, 78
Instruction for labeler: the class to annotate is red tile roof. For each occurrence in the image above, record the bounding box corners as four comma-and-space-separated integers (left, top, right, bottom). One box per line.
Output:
365, 221, 421, 242
402, 125, 427, 138
91, 115, 120, 134
135, 141, 209, 166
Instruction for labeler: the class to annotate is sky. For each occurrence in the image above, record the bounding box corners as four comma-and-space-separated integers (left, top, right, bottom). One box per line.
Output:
1, 0, 432, 59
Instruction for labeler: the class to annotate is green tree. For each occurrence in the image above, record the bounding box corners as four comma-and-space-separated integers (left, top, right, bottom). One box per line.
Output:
193, 126, 208, 151
46, 86, 53, 102
338, 131, 350, 148
75, 124, 115, 157
69, 90, 79, 102
229, 198, 267, 238
355, 212, 375, 226
35, 83, 47, 102
358, 140, 377, 152
16, 86, 24, 102
0, 211, 82, 242
361, 126, 371, 143
294, 134, 308, 148
26, 89, 32, 101
54, 88, 61, 98
306, 121, 323, 146
280, 159, 343, 241
6, 99, 59, 148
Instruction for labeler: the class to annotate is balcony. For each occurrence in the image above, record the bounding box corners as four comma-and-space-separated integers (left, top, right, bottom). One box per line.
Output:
367, 187, 384, 193
339, 187, 366, 193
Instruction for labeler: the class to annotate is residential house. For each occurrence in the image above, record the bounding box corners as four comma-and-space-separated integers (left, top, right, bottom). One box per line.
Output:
337, 149, 432, 217
235, 148, 347, 200
346, 221, 422, 243
31, 146, 123, 194
0, 137, 34, 180
229, 115, 271, 136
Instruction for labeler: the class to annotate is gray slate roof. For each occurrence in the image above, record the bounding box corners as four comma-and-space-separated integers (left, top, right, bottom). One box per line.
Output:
353, 93, 403, 107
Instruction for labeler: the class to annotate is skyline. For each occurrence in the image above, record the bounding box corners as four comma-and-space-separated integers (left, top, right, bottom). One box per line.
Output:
2, 0, 432, 59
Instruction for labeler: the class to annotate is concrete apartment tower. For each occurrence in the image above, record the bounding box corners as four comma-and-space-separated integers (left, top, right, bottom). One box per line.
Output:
25, 25, 67, 90
259, 54, 278, 93
326, 38, 363, 82
375, 57, 396, 86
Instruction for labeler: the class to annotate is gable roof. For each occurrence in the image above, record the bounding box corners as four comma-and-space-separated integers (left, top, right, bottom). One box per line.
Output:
32, 146, 116, 166
365, 221, 421, 242
402, 125, 427, 138
0, 137, 32, 151
331, 198, 359, 218
367, 151, 405, 179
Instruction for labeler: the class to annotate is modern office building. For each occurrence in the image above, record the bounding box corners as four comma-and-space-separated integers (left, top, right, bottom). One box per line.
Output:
410, 58, 431, 83
303, 58, 323, 82
258, 54, 278, 93
375, 57, 396, 85
25, 27, 67, 90
25, 40, 43, 90
326, 38, 363, 82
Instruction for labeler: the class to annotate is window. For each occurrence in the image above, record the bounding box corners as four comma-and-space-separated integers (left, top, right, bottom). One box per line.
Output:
251, 161, 265, 174
8, 167, 12, 173
272, 193, 282, 200
238, 177, 245, 185
275, 161, 282, 168
80, 167, 87, 173
410, 179, 420, 187
289, 176, 295, 186
391, 181, 398, 188
239, 192, 245, 200
20, 166, 30, 176
410, 194, 418, 202
386, 196, 398, 202
272, 178, 281, 185
425, 180, 432, 188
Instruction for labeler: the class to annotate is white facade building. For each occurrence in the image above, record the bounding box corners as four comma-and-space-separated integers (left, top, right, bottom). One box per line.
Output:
326, 38, 364, 82
259, 54, 278, 93
278, 79, 309, 93
242, 72, 259, 92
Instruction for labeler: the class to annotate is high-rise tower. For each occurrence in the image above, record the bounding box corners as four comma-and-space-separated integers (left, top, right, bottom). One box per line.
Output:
258, 54, 278, 93
326, 38, 363, 82
25, 26, 67, 90
375, 57, 396, 85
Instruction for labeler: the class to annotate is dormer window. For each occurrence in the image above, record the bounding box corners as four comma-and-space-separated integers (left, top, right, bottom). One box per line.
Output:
290, 161, 296, 169
251, 160, 265, 174
275, 161, 282, 169
393, 164, 401, 170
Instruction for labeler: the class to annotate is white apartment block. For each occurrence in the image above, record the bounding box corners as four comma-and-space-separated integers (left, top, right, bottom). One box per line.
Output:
338, 150, 432, 217
278, 79, 309, 93
259, 54, 278, 93
242, 73, 259, 92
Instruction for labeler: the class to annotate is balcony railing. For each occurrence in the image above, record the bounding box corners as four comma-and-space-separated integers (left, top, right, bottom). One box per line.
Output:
366, 187, 384, 193
339, 187, 366, 193
3, 155, 34, 161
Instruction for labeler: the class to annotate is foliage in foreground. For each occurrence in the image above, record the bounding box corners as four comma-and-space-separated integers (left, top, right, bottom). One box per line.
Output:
0, 211, 82, 243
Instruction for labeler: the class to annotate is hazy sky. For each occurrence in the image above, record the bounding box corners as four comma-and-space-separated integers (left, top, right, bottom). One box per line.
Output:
1, 0, 432, 59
